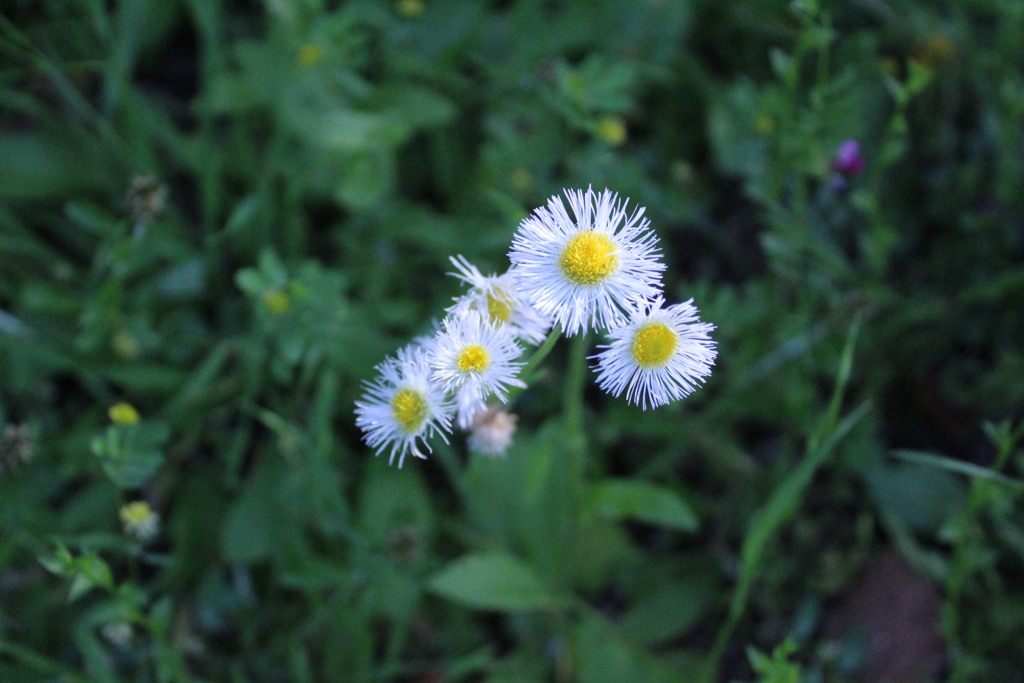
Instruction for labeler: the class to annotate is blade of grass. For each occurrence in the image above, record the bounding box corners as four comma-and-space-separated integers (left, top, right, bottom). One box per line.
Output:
890, 449, 1024, 492
699, 400, 871, 683
703, 310, 868, 683
810, 308, 863, 452
0, 640, 89, 681
823, 309, 863, 431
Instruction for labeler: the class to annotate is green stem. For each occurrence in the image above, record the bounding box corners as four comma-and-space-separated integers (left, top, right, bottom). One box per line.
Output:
507, 323, 562, 405
563, 332, 589, 513
563, 332, 588, 441
114, 489, 141, 585
524, 323, 563, 379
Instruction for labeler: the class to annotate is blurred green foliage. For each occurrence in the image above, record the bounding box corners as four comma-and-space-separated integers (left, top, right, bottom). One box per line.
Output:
1, 0, 1023, 681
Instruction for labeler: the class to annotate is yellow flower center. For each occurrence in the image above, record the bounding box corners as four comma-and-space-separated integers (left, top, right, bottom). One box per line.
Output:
631, 322, 678, 368
486, 290, 514, 324
559, 231, 618, 285
390, 388, 429, 434
456, 345, 490, 373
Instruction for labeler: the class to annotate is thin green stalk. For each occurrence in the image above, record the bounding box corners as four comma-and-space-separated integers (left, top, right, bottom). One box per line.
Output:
942, 420, 1024, 680
0, 641, 88, 682
507, 323, 562, 405
699, 401, 871, 683
115, 489, 141, 587
0, 15, 133, 168
563, 332, 589, 518
563, 332, 588, 447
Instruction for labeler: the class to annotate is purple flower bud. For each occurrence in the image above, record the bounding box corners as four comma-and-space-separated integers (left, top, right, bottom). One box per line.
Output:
832, 139, 866, 176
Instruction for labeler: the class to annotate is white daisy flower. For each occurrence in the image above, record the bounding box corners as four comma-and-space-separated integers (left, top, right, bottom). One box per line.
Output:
592, 296, 716, 410
119, 501, 160, 542
355, 344, 453, 467
431, 309, 525, 428
468, 406, 518, 457
508, 187, 665, 336
447, 255, 553, 345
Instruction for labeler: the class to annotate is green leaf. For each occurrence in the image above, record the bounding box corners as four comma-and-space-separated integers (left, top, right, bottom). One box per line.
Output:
906, 58, 934, 95
38, 542, 75, 576
619, 576, 715, 645
311, 110, 401, 151
373, 84, 456, 129
223, 194, 262, 236
0, 640, 88, 681
357, 461, 434, 545
38, 543, 113, 601
0, 132, 105, 199
69, 552, 114, 601
257, 249, 289, 286
235, 268, 267, 296
463, 422, 579, 581
427, 552, 562, 611
97, 447, 164, 489
866, 461, 966, 534
769, 48, 794, 83
221, 462, 282, 563
156, 257, 205, 298
91, 423, 169, 489
333, 151, 394, 209
583, 479, 698, 532
747, 638, 802, 683
572, 612, 679, 683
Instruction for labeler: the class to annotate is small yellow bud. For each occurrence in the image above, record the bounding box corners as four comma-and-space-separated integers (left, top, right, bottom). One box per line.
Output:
297, 44, 324, 68
262, 289, 291, 315
396, 0, 424, 18
754, 114, 775, 136
914, 33, 957, 70
109, 402, 140, 425
112, 331, 141, 359
509, 168, 533, 193
596, 116, 627, 146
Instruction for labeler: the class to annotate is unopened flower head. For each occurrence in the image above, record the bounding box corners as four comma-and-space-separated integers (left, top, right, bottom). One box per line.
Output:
592, 296, 716, 410
447, 255, 553, 345
120, 501, 160, 542
101, 622, 134, 647
832, 139, 865, 177
355, 344, 454, 467
108, 402, 140, 425
509, 187, 665, 336
595, 116, 627, 146
1, 423, 36, 474
468, 406, 518, 457
125, 175, 166, 224
432, 310, 525, 428
829, 139, 865, 190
